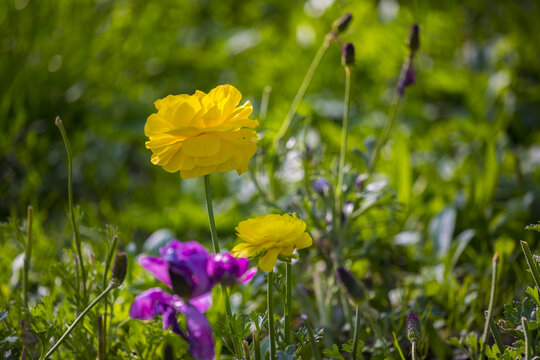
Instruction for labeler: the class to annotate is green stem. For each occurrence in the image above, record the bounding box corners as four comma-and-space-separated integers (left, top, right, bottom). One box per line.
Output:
336, 66, 352, 210
274, 36, 332, 146
267, 271, 276, 360
481, 253, 499, 358
285, 261, 292, 345
101, 235, 117, 358
203, 174, 242, 358
97, 313, 105, 360
253, 330, 261, 360
23, 205, 33, 308
521, 241, 540, 290
522, 317, 531, 359
368, 91, 402, 175
411, 339, 417, 360
56, 117, 87, 299
45, 284, 114, 358
352, 304, 361, 360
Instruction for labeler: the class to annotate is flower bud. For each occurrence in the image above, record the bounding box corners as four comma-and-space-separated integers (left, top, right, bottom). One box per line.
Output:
336, 267, 365, 303
332, 13, 353, 34
406, 313, 421, 341
342, 43, 355, 67
110, 252, 127, 287
408, 24, 420, 53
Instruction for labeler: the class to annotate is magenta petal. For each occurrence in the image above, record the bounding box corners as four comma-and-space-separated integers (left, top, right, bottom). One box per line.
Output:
239, 267, 257, 284
189, 293, 213, 313
129, 288, 173, 320
139, 256, 172, 287
179, 304, 215, 360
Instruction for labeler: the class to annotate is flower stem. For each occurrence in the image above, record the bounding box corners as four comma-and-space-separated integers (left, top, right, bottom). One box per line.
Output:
101, 235, 118, 358
284, 261, 292, 345
480, 253, 499, 358
267, 271, 276, 360
352, 304, 361, 360
253, 330, 261, 360
45, 284, 114, 358
367, 92, 401, 175
274, 36, 332, 146
521, 240, 540, 290
23, 205, 33, 308
522, 317, 531, 359
203, 174, 243, 359
97, 313, 105, 360
411, 339, 417, 360
336, 65, 352, 210
55, 116, 87, 300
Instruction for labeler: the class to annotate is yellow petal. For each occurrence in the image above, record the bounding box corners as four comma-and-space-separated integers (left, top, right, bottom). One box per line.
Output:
231, 243, 260, 258
181, 133, 221, 157
257, 248, 281, 272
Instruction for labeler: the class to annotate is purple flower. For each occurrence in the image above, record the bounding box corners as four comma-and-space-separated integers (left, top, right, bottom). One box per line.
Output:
130, 288, 213, 360
130, 239, 255, 360
208, 253, 257, 286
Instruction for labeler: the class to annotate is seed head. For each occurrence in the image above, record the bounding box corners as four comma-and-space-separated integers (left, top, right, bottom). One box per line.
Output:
110, 252, 127, 287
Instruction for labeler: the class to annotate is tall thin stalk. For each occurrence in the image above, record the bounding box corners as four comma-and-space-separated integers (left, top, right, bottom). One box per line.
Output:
274, 36, 332, 146
284, 261, 292, 345
101, 235, 118, 358
521, 240, 540, 289
336, 65, 352, 210
45, 284, 114, 359
522, 317, 531, 359
56, 116, 87, 299
480, 253, 499, 358
23, 205, 33, 308
267, 271, 276, 360
203, 174, 243, 358
352, 304, 361, 360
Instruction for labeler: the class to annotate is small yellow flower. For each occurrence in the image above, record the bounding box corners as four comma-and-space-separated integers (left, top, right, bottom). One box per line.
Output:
145, 85, 258, 179
231, 214, 313, 272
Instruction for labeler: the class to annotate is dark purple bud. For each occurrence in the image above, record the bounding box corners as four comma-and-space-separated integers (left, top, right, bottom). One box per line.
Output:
110, 252, 127, 287
342, 43, 355, 67
336, 267, 365, 303
332, 13, 353, 34
313, 177, 330, 196
406, 313, 421, 341
408, 24, 420, 53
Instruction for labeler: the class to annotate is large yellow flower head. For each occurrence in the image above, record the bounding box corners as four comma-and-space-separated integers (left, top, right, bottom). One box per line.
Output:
145, 84, 259, 179
231, 214, 313, 272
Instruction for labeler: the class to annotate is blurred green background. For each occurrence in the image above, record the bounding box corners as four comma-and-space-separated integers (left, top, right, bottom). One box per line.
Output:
3, 0, 540, 272
3, 0, 540, 356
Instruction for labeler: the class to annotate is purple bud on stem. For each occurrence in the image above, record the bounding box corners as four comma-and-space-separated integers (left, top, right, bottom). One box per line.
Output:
406, 313, 421, 341
408, 24, 420, 53
332, 13, 353, 34
110, 252, 127, 287
342, 43, 355, 67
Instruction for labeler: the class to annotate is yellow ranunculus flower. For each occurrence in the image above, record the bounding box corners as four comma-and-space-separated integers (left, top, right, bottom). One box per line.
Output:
231, 214, 313, 272
145, 85, 259, 179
